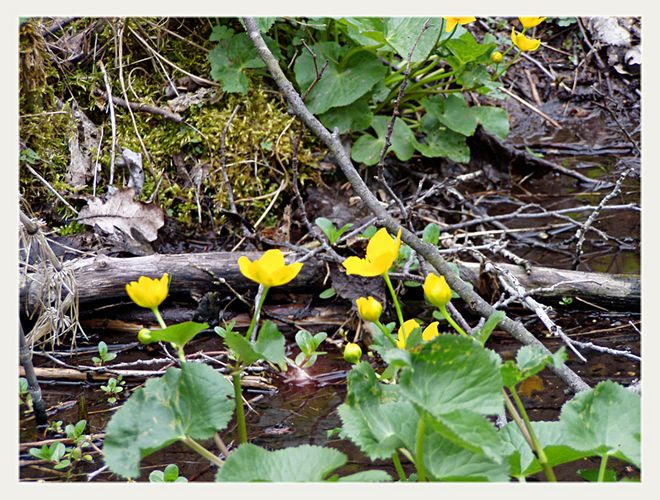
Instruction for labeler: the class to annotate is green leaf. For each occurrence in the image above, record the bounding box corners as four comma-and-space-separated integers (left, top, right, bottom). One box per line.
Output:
98, 341, 108, 356
163, 463, 181, 482
559, 381, 640, 467
319, 287, 336, 299
577, 468, 618, 482
209, 32, 280, 94
500, 420, 592, 478
384, 18, 443, 62
415, 127, 470, 163
446, 32, 496, 65
427, 409, 507, 462
473, 310, 505, 345
149, 470, 165, 482
294, 42, 387, 114
338, 470, 392, 482
223, 331, 260, 364
103, 362, 235, 479
423, 94, 478, 137
253, 17, 277, 33
422, 223, 441, 245
295, 329, 315, 355
314, 217, 336, 241
423, 425, 511, 481
215, 444, 347, 482
398, 335, 503, 416
351, 116, 416, 166
141, 321, 208, 350
337, 18, 387, 48
473, 107, 510, 140
338, 363, 418, 460
254, 320, 286, 370
319, 96, 373, 133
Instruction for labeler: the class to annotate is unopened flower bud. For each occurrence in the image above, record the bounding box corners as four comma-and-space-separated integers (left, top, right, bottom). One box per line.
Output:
355, 296, 383, 322
138, 328, 153, 344
491, 51, 503, 63
343, 342, 363, 364
423, 273, 452, 309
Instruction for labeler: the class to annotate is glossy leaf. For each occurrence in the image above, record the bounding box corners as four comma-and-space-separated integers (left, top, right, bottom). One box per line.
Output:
103, 363, 235, 479
140, 321, 208, 350
216, 444, 347, 482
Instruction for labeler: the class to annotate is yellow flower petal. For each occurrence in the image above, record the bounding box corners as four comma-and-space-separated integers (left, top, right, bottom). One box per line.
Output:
518, 17, 546, 29
443, 16, 477, 32
511, 28, 541, 52
422, 322, 440, 341
397, 319, 421, 349
238, 250, 303, 287
356, 296, 383, 322
125, 273, 169, 309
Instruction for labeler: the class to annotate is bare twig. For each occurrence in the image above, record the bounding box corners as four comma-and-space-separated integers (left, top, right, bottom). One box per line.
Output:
299, 40, 329, 101
96, 60, 117, 186
243, 17, 590, 393
220, 105, 241, 215
19, 323, 49, 426
93, 88, 183, 122
501, 87, 561, 129
572, 168, 634, 269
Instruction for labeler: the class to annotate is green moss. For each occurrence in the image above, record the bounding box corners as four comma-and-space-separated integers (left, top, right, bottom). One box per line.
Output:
19, 18, 325, 231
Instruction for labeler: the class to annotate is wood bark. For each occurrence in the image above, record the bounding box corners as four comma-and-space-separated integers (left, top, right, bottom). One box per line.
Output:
20, 251, 639, 313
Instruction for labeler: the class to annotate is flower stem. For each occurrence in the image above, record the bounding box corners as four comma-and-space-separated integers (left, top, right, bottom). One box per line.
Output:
597, 454, 609, 482
415, 417, 427, 482
375, 320, 398, 347
509, 386, 557, 482
232, 369, 248, 444
181, 436, 224, 468
152, 307, 167, 329
440, 305, 467, 337
383, 273, 404, 327
246, 286, 269, 341
392, 450, 407, 481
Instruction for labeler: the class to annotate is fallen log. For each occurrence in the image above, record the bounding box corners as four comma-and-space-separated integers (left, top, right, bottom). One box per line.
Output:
20, 251, 640, 312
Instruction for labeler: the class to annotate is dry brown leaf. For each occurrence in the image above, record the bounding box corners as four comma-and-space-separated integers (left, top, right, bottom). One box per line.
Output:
77, 188, 164, 242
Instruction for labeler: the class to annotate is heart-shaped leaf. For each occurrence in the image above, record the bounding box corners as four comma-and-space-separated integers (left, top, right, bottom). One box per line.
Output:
104, 362, 235, 478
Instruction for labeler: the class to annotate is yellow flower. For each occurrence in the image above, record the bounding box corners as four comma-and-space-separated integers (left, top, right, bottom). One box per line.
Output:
342, 227, 402, 277
444, 17, 477, 32
238, 249, 303, 288
396, 319, 421, 349
518, 17, 546, 29
511, 28, 541, 52
125, 273, 170, 309
423, 273, 452, 309
422, 322, 440, 342
397, 320, 441, 349
356, 296, 383, 322
491, 51, 503, 63
343, 342, 363, 364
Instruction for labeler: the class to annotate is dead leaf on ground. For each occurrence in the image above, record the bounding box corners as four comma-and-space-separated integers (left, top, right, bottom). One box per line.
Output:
77, 188, 164, 242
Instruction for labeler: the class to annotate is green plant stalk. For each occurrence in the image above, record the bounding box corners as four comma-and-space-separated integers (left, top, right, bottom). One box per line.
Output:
392, 450, 407, 481
232, 369, 248, 444
245, 286, 269, 340
597, 454, 610, 482
440, 305, 467, 337
509, 386, 557, 482
383, 272, 404, 327
152, 307, 167, 329
497, 51, 522, 78
415, 417, 427, 482
181, 436, 224, 468
375, 320, 398, 347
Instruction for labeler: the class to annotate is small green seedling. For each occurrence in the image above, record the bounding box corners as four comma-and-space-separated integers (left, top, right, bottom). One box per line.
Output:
46, 420, 64, 435
92, 341, 117, 366
291, 330, 328, 368
315, 217, 354, 245
100, 376, 125, 405
29, 442, 70, 470
149, 463, 188, 483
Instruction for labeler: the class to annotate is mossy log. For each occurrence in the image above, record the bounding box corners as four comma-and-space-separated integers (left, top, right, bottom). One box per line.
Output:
20, 251, 640, 313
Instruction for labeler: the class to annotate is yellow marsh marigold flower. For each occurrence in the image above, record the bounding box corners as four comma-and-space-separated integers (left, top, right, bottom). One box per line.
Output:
423, 273, 452, 309
491, 51, 503, 63
396, 320, 441, 349
444, 17, 477, 32
511, 28, 541, 52
342, 227, 402, 277
238, 249, 303, 288
344, 342, 363, 364
126, 273, 170, 309
356, 296, 383, 322
518, 17, 546, 29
